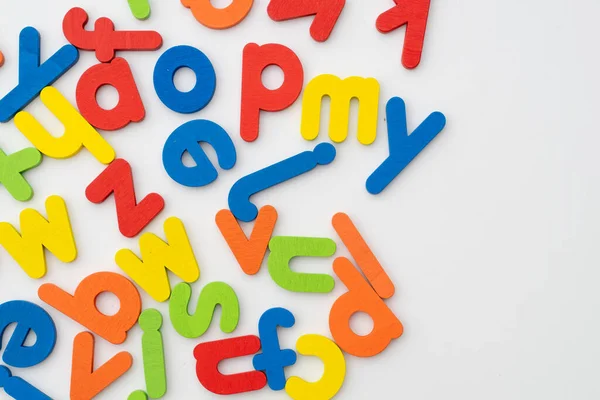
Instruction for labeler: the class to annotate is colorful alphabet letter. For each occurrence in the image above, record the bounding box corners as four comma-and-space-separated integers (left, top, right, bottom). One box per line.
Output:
194, 335, 267, 395
169, 282, 239, 338
0, 195, 76, 279
240, 43, 303, 142
38, 272, 141, 345
115, 217, 200, 302
0, 27, 78, 123
162, 119, 236, 187
366, 97, 446, 195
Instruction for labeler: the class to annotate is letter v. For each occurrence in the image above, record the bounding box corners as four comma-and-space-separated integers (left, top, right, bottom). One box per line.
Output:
216, 205, 278, 275
86, 158, 165, 238
70, 332, 132, 400
366, 97, 446, 195
0, 27, 78, 122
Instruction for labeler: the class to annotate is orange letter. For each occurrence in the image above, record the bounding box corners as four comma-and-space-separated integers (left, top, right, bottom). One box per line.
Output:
70, 332, 132, 400
38, 272, 141, 345
329, 257, 402, 357
181, 0, 254, 29
215, 205, 277, 275
332, 212, 394, 298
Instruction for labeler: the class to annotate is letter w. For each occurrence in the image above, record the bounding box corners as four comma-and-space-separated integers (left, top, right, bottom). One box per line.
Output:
0, 195, 77, 279
115, 217, 200, 302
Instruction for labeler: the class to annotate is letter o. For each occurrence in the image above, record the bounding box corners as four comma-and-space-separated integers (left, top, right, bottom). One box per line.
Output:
153, 45, 216, 114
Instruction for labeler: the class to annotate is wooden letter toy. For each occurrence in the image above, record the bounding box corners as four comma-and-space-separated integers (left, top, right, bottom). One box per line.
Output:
252, 307, 296, 391
240, 43, 304, 142
215, 205, 277, 275
0, 51, 4, 67
162, 119, 236, 187
0, 147, 42, 201
0, 195, 76, 279
76, 58, 145, 131
115, 217, 200, 302
70, 332, 133, 400
0, 366, 51, 400
86, 158, 165, 238
170, 282, 239, 339
302, 74, 379, 145
267, 0, 346, 42
0, 300, 56, 368
366, 97, 446, 194
194, 335, 267, 395
128, 390, 148, 400
329, 257, 403, 357
14, 86, 116, 164
63, 7, 163, 62
153, 46, 216, 114
181, 0, 254, 29
128, 0, 151, 20
376, 0, 432, 69
38, 271, 142, 345
285, 334, 346, 400
268, 236, 336, 293
228, 142, 336, 222
0, 27, 78, 123
139, 309, 167, 398
332, 212, 394, 298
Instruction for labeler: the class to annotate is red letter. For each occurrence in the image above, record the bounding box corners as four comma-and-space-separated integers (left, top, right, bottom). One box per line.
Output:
38, 272, 141, 345
267, 0, 346, 42
76, 58, 145, 131
63, 7, 162, 62
376, 0, 432, 69
86, 158, 165, 238
240, 43, 303, 142
194, 335, 267, 395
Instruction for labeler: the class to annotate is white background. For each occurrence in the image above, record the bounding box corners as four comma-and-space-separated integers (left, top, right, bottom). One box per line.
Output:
0, 0, 599, 399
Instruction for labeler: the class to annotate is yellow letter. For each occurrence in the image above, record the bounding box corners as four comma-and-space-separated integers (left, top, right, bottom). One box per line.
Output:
285, 334, 346, 400
301, 74, 380, 145
115, 217, 200, 302
0, 195, 77, 279
14, 86, 115, 164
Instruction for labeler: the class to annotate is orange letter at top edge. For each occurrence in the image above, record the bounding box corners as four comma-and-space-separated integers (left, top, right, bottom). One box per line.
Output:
181, 0, 254, 29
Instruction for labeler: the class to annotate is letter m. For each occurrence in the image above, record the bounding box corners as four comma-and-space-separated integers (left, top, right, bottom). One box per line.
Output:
115, 217, 200, 302
301, 74, 380, 145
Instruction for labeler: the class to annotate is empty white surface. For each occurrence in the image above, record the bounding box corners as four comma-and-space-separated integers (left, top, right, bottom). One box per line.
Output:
0, 0, 599, 399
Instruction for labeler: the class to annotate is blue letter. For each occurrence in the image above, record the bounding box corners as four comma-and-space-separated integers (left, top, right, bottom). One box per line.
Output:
162, 119, 236, 187
0, 300, 56, 368
0, 27, 79, 122
153, 45, 216, 114
366, 97, 446, 195
252, 307, 296, 390
0, 365, 51, 400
